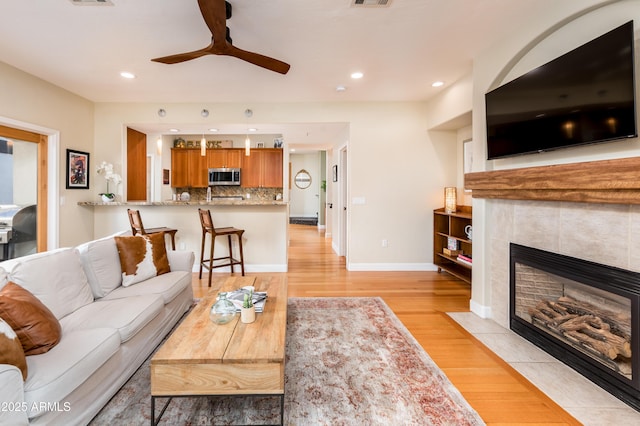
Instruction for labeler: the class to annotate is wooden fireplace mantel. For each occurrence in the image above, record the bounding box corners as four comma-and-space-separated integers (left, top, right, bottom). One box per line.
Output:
464, 156, 640, 205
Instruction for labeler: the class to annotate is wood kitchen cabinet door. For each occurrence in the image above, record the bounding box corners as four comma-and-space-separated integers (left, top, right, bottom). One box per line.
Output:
261, 149, 283, 187
188, 149, 208, 187
241, 149, 283, 188
171, 149, 189, 188
207, 148, 243, 168
241, 150, 262, 187
171, 148, 207, 187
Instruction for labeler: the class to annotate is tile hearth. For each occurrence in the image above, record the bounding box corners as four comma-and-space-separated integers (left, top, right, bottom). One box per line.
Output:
448, 312, 640, 425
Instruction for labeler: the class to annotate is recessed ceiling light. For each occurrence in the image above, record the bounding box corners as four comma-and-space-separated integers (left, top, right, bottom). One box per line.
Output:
350, 72, 364, 79
120, 71, 136, 79
209, 128, 219, 132
169, 128, 180, 132
248, 128, 257, 132
336, 85, 347, 92
432, 81, 444, 87
290, 148, 296, 152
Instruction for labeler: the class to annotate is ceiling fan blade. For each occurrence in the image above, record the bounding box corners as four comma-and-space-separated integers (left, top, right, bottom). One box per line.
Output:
151, 47, 210, 64
226, 45, 291, 75
197, 0, 227, 43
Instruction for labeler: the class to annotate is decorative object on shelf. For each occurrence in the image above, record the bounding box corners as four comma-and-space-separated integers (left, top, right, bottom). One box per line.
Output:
209, 292, 237, 325
444, 187, 457, 213
465, 225, 473, 241
173, 138, 185, 148
65, 149, 90, 189
240, 289, 256, 324
447, 237, 459, 251
273, 137, 283, 148
96, 161, 122, 201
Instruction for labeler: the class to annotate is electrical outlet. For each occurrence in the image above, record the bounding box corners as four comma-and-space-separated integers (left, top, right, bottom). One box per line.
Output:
382, 239, 388, 248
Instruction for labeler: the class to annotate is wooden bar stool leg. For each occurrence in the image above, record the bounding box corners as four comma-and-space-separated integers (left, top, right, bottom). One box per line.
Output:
227, 234, 234, 274
238, 232, 245, 276
208, 234, 215, 287
199, 230, 206, 280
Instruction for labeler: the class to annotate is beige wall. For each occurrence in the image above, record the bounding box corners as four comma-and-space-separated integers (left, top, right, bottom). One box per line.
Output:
0, 61, 94, 248
94, 101, 452, 269
470, 0, 640, 317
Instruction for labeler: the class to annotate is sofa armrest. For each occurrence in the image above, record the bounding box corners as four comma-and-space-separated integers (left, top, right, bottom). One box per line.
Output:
167, 250, 195, 273
0, 364, 29, 426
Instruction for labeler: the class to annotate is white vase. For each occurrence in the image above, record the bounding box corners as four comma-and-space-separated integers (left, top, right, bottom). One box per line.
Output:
101, 194, 115, 203
241, 306, 256, 323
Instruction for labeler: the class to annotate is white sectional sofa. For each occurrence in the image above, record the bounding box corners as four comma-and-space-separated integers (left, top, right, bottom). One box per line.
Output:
0, 233, 194, 425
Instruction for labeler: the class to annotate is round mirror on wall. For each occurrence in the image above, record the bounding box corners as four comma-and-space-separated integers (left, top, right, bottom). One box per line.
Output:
294, 169, 312, 189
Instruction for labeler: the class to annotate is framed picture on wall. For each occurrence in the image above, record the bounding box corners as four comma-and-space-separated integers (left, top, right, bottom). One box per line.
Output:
163, 169, 170, 185
66, 149, 90, 189
332, 165, 338, 182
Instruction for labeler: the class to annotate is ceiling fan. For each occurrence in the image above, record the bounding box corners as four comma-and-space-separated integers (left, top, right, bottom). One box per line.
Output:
151, 0, 290, 74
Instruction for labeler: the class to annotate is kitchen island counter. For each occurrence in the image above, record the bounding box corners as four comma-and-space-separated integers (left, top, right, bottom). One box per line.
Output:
81, 201, 289, 272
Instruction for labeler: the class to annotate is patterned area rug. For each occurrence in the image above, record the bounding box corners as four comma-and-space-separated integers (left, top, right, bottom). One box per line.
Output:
90, 297, 484, 425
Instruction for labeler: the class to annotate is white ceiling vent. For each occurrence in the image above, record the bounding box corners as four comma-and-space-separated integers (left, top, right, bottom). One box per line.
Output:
69, 0, 114, 5
351, 0, 391, 7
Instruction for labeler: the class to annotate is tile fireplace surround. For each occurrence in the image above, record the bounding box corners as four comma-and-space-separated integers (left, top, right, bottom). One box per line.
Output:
464, 157, 640, 422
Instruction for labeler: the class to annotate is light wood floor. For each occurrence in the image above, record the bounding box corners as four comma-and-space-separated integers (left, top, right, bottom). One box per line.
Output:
192, 224, 580, 425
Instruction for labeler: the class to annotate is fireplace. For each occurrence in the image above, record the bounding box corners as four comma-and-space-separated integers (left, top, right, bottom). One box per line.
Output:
509, 243, 640, 411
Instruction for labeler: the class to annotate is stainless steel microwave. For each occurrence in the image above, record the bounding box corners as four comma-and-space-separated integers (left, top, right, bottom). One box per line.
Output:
208, 168, 241, 186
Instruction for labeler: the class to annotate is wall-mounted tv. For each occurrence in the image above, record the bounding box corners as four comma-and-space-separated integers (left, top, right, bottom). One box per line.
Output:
485, 21, 637, 160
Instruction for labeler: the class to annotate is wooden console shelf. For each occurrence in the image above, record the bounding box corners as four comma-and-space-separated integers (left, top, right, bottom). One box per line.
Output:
433, 206, 472, 284
464, 156, 640, 205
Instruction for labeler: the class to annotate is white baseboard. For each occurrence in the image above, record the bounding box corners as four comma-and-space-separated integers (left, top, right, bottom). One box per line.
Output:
347, 263, 438, 272
470, 299, 492, 318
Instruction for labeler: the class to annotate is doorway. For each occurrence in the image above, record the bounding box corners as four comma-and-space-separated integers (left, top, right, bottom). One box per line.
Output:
0, 124, 50, 255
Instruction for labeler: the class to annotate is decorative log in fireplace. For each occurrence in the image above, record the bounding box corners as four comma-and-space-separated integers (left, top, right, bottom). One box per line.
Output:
529, 296, 631, 364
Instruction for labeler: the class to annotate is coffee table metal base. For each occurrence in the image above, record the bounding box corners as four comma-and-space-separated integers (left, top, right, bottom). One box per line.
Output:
150, 393, 284, 426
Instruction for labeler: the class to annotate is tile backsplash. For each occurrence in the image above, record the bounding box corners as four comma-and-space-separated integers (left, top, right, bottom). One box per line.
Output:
174, 186, 283, 201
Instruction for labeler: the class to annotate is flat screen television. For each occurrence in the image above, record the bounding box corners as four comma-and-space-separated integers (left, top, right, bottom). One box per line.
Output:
485, 21, 637, 160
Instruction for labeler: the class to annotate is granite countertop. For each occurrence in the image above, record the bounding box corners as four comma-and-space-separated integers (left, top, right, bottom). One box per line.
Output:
78, 199, 288, 206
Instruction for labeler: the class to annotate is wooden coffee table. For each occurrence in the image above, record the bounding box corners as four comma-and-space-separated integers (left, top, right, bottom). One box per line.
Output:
150, 276, 287, 425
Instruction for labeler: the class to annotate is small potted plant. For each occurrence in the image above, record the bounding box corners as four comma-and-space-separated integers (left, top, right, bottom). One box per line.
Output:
241, 290, 256, 324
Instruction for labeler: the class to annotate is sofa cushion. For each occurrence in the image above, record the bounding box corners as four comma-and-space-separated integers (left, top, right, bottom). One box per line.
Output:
0, 317, 27, 380
102, 270, 192, 305
59, 295, 163, 343
76, 235, 123, 298
115, 233, 170, 287
8, 248, 94, 320
24, 327, 120, 420
0, 282, 62, 355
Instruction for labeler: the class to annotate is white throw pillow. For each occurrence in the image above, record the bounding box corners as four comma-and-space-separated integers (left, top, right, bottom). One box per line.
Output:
9, 248, 94, 320
77, 235, 123, 298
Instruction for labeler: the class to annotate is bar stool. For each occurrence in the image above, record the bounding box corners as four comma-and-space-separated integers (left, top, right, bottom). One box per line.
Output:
198, 208, 245, 287
127, 209, 178, 250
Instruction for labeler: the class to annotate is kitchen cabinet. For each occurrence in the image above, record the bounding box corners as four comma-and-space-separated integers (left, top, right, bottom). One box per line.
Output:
207, 148, 243, 168
241, 149, 283, 188
170, 148, 207, 188
433, 206, 472, 284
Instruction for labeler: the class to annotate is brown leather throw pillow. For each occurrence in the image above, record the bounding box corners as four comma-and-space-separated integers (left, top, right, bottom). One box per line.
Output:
0, 316, 28, 380
0, 281, 62, 356
114, 233, 170, 287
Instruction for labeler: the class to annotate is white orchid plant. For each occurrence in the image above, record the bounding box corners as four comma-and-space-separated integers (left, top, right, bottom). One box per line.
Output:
96, 161, 122, 199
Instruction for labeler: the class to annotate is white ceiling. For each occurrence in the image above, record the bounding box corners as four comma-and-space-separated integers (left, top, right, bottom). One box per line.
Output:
0, 0, 575, 148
